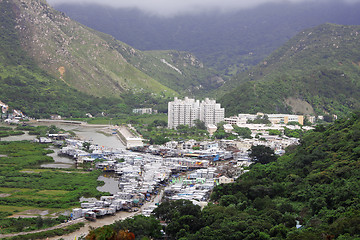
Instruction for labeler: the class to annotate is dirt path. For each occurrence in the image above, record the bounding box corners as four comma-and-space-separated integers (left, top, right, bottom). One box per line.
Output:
48, 191, 164, 240
49, 191, 163, 240
48, 211, 136, 240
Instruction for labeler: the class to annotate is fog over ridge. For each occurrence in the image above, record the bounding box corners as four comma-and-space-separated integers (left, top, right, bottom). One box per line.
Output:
47, 0, 360, 17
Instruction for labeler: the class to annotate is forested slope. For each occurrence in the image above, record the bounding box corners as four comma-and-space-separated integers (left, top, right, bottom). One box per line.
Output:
157, 112, 360, 239
201, 112, 360, 239
219, 24, 360, 117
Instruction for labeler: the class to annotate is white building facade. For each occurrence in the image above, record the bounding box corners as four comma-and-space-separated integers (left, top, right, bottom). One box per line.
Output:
225, 113, 304, 125
199, 98, 225, 126
168, 97, 224, 129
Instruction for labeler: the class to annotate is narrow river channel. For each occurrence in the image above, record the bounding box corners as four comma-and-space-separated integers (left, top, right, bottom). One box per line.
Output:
3, 122, 126, 193
41, 122, 126, 193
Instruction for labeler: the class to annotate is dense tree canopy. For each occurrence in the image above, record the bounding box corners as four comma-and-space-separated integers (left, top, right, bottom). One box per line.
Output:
249, 145, 277, 164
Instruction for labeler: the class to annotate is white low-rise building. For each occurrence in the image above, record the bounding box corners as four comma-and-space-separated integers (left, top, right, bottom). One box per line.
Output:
218, 176, 234, 184
225, 113, 305, 125
207, 124, 217, 136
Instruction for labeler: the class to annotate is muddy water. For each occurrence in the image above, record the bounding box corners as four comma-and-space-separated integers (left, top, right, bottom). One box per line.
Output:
49, 211, 135, 240
37, 122, 125, 150
1, 131, 35, 141
97, 173, 121, 194
1, 122, 125, 150
41, 146, 75, 169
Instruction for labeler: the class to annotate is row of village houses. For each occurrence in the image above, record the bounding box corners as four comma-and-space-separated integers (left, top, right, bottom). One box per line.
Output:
55, 137, 240, 220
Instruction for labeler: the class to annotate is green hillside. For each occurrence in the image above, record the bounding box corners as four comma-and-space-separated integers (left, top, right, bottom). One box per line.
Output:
0, 0, 222, 118
7, 0, 220, 99
219, 23, 360, 117
0, 0, 104, 118
91, 31, 222, 95
0, 0, 167, 118
0, 0, 220, 117
201, 112, 360, 239
125, 49, 222, 95
11, 0, 176, 98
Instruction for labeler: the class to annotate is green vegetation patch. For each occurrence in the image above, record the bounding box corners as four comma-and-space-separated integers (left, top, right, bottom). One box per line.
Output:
86, 215, 162, 240
0, 131, 24, 138
219, 24, 360, 117
37, 190, 70, 196
0, 140, 106, 235
136, 121, 209, 144
77, 113, 168, 126
0, 187, 30, 193
0, 205, 62, 216
207, 112, 360, 239
2, 221, 85, 238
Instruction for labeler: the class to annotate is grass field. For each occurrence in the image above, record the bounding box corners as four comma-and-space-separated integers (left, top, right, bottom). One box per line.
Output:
0, 141, 105, 233
70, 113, 168, 126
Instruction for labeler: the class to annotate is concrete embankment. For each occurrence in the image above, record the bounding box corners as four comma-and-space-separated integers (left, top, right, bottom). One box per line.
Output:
35, 119, 109, 128
116, 125, 143, 149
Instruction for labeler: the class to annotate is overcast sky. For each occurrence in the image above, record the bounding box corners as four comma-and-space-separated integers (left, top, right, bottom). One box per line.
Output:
47, 0, 360, 16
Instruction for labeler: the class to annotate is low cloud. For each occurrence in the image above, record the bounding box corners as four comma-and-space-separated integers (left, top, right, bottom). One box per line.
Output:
47, 0, 360, 16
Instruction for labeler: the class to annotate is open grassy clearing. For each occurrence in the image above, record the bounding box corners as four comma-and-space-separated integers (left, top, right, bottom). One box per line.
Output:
37, 190, 70, 195
0, 187, 31, 193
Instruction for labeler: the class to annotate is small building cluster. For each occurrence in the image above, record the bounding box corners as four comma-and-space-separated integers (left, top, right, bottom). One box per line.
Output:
60, 137, 228, 220
132, 108, 157, 115
0, 100, 27, 123
225, 112, 306, 125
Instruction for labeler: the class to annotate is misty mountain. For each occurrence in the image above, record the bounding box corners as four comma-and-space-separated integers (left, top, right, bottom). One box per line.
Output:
54, 1, 360, 75
219, 23, 360, 117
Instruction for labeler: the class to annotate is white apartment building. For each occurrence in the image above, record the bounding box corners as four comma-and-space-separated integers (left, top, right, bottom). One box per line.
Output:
200, 98, 225, 126
168, 97, 200, 129
168, 97, 224, 129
